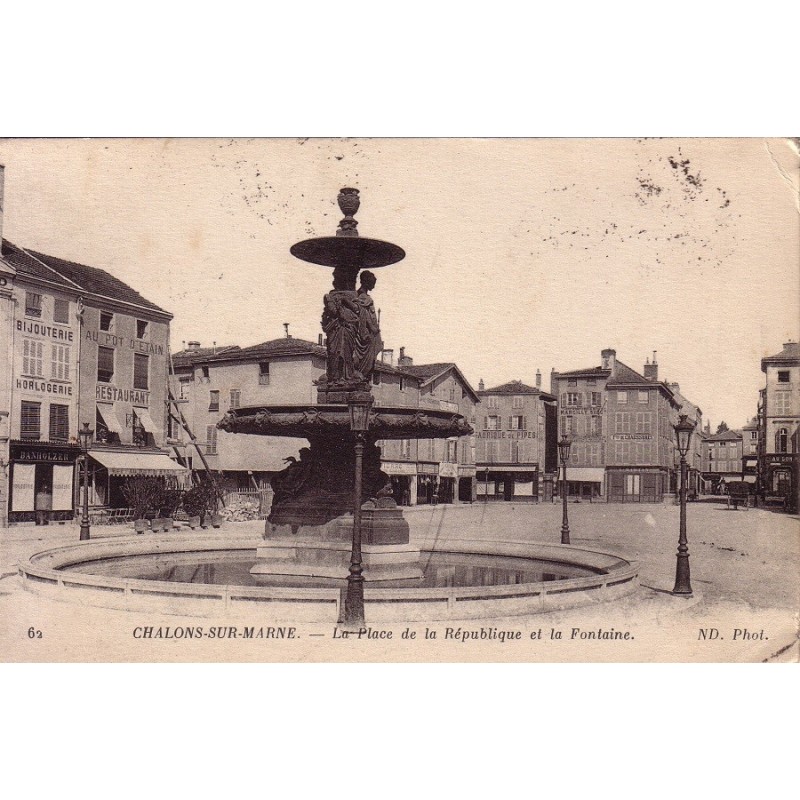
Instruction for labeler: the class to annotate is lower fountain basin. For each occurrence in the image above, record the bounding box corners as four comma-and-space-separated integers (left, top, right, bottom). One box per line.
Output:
19, 533, 639, 622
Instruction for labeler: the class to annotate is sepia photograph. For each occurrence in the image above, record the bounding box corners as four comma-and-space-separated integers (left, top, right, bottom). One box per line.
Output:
0, 137, 797, 664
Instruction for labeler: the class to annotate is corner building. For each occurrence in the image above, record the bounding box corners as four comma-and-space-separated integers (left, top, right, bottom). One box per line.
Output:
552, 349, 688, 502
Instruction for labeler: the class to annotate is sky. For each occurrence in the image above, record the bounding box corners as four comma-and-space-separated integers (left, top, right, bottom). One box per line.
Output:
0, 137, 797, 430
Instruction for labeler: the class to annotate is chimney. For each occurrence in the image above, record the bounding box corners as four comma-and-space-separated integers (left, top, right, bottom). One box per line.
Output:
318, 333, 323, 346
0, 164, 4, 246
669, 381, 680, 394
643, 350, 658, 381
283, 323, 290, 339
535, 369, 542, 389
550, 367, 557, 394
398, 346, 413, 367
704, 421, 711, 435
212, 341, 217, 354
478, 378, 485, 391
601, 348, 617, 373
187, 341, 201, 351
381, 348, 394, 366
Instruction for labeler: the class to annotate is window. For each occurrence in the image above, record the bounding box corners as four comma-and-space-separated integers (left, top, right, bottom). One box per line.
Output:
399, 376, 406, 392
49, 404, 69, 441
590, 415, 602, 436
206, 425, 218, 455
637, 391, 649, 404
22, 339, 44, 376
486, 415, 500, 431
25, 292, 42, 318
131, 409, 147, 446
635, 412, 652, 434
617, 391, 628, 404
625, 475, 641, 496
509, 415, 524, 430
178, 380, 190, 400
774, 392, 792, 415
446, 440, 457, 463
53, 298, 70, 324
750, 431, 758, 440
511, 440, 520, 463
133, 354, 149, 390
209, 390, 220, 411
615, 412, 631, 434
136, 320, 149, 339
97, 346, 115, 383
400, 439, 412, 460
512, 396, 523, 409
100, 312, 113, 331
568, 378, 577, 387
565, 392, 580, 407
777, 371, 790, 383
487, 396, 499, 409
201, 365, 210, 380
230, 389, 241, 409
562, 416, 574, 435
775, 428, 789, 454
590, 392, 602, 406
258, 362, 270, 385
21, 401, 41, 439
449, 385, 456, 402
51, 344, 70, 381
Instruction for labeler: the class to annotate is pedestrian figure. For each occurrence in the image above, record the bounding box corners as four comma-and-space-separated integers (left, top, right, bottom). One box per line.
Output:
35, 481, 52, 526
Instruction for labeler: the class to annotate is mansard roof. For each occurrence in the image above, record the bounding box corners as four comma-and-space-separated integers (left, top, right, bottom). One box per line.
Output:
2, 239, 171, 317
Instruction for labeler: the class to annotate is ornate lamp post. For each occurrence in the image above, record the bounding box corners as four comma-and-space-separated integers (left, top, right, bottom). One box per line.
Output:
78, 422, 93, 541
673, 414, 696, 595
558, 435, 572, 545
344, 392, 374, 627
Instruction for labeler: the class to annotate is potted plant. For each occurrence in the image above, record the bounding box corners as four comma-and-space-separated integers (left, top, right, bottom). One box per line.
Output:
123, 476, 164, 534
182, 485, 206, 529
159, 485, 182, 531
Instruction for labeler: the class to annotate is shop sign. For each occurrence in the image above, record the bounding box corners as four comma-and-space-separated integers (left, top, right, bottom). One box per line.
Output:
15, 378, 73, 396
96, 385, 150, 405
418, 463, 438, 475
765, 454, 797, 466
477, 431, 536, 439
439, 462, 458, 478
383, 462, 417, 475
458, 466, 477, 477
11, 443, 79, 463
16, 319, 74, 341
86, 328, 164, 355
611, 434, 653, 441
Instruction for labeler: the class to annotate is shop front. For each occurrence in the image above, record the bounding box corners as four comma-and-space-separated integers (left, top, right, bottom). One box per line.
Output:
606, 467, 667, 503
562, 467, 605, 502
8, 441, 80, 524
383, 460, 417, 506
416, 463, 439, 505
476, 466, 539, 502
437, 461, 459, 504
86, 448, 188, 510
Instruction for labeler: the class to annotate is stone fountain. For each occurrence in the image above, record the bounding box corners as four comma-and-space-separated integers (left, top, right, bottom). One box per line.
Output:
218, 189, 473, 582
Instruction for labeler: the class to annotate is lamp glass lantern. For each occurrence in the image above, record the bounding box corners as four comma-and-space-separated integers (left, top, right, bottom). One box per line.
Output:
558, 435, 572, 463
348, 395, 374, 432
78, 422, 94, 452
674, 414, 694, 457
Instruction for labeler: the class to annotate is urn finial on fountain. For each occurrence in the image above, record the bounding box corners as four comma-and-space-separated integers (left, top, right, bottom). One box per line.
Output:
336, 187, 360, 237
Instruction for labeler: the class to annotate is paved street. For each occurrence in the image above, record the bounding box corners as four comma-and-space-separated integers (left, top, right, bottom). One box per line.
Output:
1, 499, 797, 662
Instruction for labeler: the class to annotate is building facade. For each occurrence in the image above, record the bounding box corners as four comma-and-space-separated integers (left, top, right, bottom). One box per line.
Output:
758, 341, 799, 509
701, 430, 744, 489
170, 341, 480, 506
1, 234, 180, 526
552, 349, 696, 502
474, 376, 557, 502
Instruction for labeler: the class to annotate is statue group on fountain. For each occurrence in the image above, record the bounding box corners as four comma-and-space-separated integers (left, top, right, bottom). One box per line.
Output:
321, 268, 383, 389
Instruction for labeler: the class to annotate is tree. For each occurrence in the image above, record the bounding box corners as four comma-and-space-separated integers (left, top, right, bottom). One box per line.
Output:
716, 421, 729, 434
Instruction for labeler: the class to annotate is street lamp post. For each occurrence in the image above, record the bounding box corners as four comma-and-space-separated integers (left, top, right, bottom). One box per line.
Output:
344, 392, 374, 627
78, 422, 93, 541
673, 414, 696, 595
558, 435, 572, 545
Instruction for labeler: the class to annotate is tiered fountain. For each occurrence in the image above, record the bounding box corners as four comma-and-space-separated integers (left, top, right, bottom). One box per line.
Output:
218, 188, 472, 587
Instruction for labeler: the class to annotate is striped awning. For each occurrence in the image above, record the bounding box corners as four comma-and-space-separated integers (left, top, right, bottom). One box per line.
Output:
90, 450, 186, 476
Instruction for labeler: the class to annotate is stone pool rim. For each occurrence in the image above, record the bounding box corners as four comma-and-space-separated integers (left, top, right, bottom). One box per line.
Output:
18, 533, 640, 621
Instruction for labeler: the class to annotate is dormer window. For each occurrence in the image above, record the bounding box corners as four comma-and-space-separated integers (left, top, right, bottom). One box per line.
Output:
100, 312, 113, 331
136, 320, 149, 339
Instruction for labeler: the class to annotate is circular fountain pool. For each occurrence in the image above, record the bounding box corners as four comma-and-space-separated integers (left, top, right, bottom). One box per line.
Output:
19, 533, 639, 622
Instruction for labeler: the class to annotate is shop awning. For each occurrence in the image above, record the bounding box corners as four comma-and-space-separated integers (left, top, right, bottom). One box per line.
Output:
564, 468, 606, 483
134, 408, 158, 433
90, 450, 186, 476
96, 403, 123, 434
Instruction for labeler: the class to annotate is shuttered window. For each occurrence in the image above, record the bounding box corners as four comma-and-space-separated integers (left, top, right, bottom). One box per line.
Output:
230, 389, 241, 409
21, 401, 41, 439
22, 339, 44, 376
51, 344, 70, 381
133, 353, 149, 390
97, 346, 114, 383
25, 292, 42, 317
206, 425, 218, 454
53, 298, 70, 324
49, 404, 69, 441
